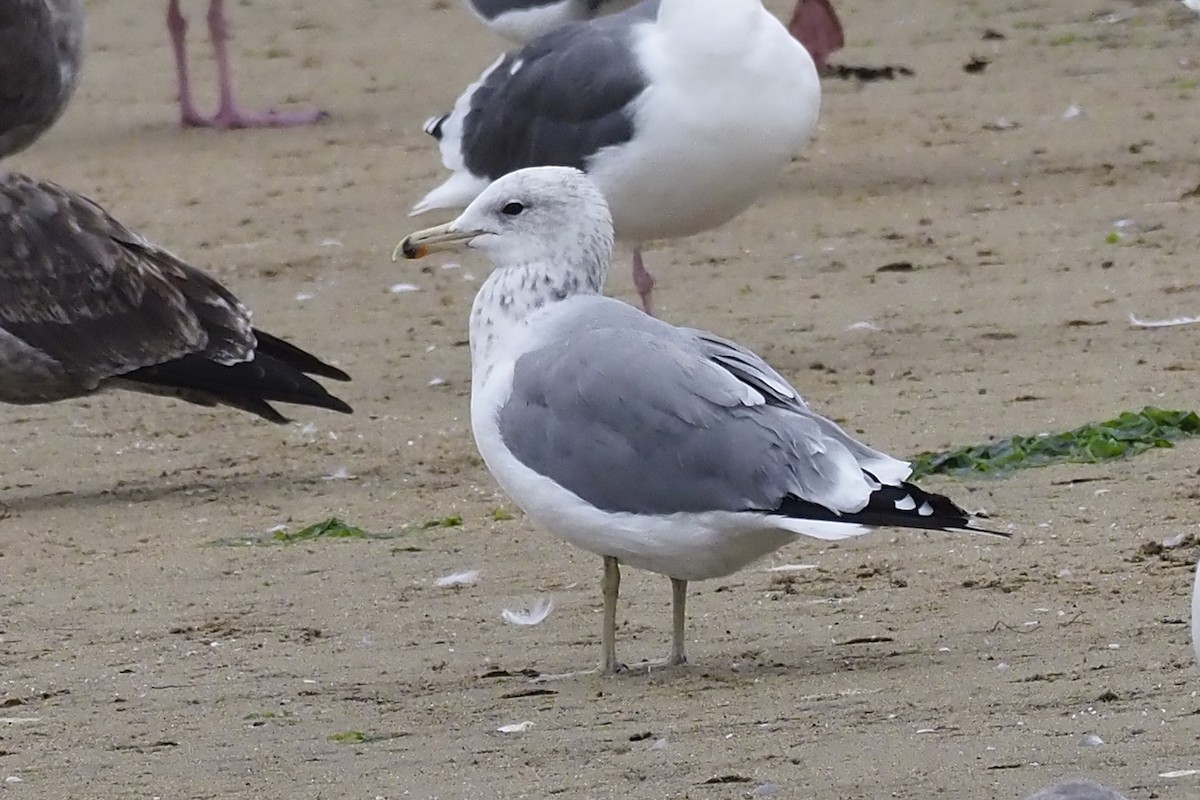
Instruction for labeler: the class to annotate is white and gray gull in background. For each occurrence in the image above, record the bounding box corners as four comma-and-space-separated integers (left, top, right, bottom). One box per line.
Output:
414, 0, 829, 315
0, 0, 85, 158
462, 0, 845, 72
396, 167, 1007, 675
0, 171, 352, 423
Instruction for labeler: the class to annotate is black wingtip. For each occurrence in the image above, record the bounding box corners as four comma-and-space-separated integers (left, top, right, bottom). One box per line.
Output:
119, 331, 354, 424
773, 482, 1007, 538
251, 329, 351, 382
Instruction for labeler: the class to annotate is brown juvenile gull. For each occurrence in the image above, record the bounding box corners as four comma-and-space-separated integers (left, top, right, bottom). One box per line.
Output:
413, 0, 825, 315
0, 170, 351, 423
166, 0, 327, 129
0, 0, 85, 158
396, 167, 1007, 676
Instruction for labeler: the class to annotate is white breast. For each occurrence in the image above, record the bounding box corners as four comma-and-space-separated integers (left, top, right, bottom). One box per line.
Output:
588, 6, 820, 243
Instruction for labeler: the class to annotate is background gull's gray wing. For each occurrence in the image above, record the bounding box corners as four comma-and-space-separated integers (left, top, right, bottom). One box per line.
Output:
0, 171, 351, 422
0, 0, 85, 158
428, 5, 655, 180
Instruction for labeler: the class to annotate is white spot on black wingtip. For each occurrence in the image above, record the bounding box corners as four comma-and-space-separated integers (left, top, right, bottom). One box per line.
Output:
894, 494, 916, 511
509, 58, 525, 76
423, 114, 448, 139
917, 501, 934, 517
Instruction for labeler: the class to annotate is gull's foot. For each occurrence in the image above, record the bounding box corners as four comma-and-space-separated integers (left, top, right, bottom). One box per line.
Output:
529, 655, 687, 681
620, 654, 688, 675
183, 105, 329, 130
528, 660, 628, 682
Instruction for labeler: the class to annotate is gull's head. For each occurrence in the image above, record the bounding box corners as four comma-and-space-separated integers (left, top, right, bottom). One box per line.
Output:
395, 167, 613, 275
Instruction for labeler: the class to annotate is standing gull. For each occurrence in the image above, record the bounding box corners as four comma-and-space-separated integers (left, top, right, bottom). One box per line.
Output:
397, 167, 1007, 674
0, 170, 351, 423
0, 0, 85, 158
463, 0, 844, 70
166, 0, 327, 129
413, 0, 823, 314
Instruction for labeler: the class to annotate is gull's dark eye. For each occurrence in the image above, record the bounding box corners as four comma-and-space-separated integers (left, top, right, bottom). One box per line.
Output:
501, 201, 525, 216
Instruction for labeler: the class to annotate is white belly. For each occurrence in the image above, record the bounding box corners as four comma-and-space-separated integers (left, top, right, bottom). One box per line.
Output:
587, 19, 820, 243
471, 364, 797, 581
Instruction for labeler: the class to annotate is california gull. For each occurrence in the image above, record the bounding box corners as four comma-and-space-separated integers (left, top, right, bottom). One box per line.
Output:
396, 167, 1007, 674
413, 0, 824, 315
0, 170, 351, 423
166, 0, 327, 129
1024, 781, 1129, 800
0, 0, 85, 158
463, 0, 844, 70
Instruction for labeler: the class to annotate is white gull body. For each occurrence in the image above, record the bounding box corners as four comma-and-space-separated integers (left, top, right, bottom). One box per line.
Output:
399, 167, 1007, 674
414, 0, 821, 312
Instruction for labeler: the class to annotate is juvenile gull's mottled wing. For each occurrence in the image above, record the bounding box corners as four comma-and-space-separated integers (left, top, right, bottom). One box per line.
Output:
0, 171, 351, 422
0, 172, 252, 401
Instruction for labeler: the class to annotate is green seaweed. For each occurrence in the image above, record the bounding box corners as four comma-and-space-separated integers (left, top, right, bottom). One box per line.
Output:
208, 517, 403, 547
420, 515, 463, 529
911, 407, 1200, 479
273, 517, 370, 542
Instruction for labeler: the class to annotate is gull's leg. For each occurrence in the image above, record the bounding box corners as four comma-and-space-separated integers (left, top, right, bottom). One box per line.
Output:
787, 0, 845, 72
668, 577, 688, 667
631, 246, 656, 316
531, 556, 623, 682
166, 0, 209, 127
623, 577, 689, 673
600, 555, 621, 673
196, 0, 328, 129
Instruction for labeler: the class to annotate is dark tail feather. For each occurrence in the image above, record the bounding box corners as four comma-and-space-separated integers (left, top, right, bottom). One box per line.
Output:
772, 482, 1007, 537
251, 329, 350, 381
120, 347, 353, 424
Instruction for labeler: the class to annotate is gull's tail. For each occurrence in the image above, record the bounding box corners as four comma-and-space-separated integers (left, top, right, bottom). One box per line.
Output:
114, 328, 352, 424
769, 481, 1007, 539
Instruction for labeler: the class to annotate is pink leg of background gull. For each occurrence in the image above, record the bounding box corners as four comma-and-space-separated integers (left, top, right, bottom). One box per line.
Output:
631, 246, 655, 316
165, 0, 328, 129
787, 0, 845, 72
